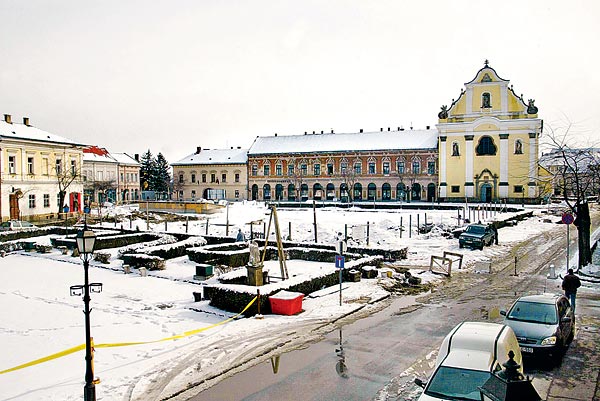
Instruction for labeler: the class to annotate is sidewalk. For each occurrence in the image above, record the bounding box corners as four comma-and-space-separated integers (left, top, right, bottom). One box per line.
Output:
545, 291, 600, 401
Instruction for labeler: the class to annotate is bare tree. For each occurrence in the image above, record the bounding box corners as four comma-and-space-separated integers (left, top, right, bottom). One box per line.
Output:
289, 169, 305, 201
56, 160, 81, 214
339, 166, 357, 202
539, 121, 600, 269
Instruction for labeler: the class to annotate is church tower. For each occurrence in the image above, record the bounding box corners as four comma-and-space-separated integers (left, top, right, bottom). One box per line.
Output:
436, 61, 543, 203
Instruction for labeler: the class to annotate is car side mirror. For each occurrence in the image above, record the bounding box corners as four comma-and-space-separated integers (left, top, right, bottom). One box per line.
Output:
500, 309, 507, 316
414, 378, 426, 388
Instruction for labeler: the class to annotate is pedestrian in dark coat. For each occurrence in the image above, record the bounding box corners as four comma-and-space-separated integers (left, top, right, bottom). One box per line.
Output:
562, 268, 582, 312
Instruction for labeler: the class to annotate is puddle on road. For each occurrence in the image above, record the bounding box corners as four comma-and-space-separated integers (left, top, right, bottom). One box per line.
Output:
188, 295, 419, 401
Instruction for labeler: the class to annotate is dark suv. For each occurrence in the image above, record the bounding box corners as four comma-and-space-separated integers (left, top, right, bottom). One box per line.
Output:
458, 223, 495, 250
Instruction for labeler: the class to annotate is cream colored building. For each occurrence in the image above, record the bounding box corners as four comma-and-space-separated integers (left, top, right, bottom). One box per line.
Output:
436, 62, 543, 203
171, 147, 248, 202
1, 114, 85, 221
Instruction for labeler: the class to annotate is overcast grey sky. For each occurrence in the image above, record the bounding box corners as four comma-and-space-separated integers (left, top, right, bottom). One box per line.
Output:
1, 0, 599, 163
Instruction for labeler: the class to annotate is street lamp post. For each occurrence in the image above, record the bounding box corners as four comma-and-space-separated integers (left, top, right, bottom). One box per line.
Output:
70, 223, 101, 401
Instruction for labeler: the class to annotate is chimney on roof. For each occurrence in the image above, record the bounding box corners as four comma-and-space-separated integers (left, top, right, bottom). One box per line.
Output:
387, 127, 390, 131
134, 153, 140, 161
360, 129, 363, 133
321, 130, 323, 134
397, 127, 401, 131
275, 133, 277, 137
4, 114, 12, 124
331, 129, 334, 133
312, 131, 315, 134
400, 126, 404, 131
196, 146, 201, 154
304, 131, 307, 135
237, 146, 241, 149
380, 128, 383, 132
426, 125, 430, 130
231, 146, 233, 149
23, 117, 30, 126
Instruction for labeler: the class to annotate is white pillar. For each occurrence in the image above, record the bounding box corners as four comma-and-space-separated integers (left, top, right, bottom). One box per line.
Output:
465, 135, 474, 198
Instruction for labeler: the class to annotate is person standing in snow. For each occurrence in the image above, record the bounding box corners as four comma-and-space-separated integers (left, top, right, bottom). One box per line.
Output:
562, 268, 582, 312
236, 229, 245, 242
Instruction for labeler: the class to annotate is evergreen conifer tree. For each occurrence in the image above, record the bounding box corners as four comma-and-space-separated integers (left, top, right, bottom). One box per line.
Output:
154, 153, 171, 193
139, 150, 154, 191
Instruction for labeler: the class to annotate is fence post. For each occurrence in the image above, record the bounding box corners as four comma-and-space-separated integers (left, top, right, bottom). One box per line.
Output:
205, 219, 209, 235
400, 216, 403, 238
409, 215, 412, 238
288, 221, 292, 241
313, 200, 318, 243
366, 221, 370, 246
417, 214, 420, 234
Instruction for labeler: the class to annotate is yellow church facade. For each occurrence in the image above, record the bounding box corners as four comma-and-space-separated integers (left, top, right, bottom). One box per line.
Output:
437, 62, 543, 203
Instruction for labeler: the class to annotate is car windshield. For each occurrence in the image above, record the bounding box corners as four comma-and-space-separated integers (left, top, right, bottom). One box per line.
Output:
465, 225, 484, 234
425, 366, 490, 400
507, 301, 558, 324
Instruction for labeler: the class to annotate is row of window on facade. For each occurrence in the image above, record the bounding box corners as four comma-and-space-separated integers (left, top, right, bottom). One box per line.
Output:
448, 184, 526, 193
7, 155, 77, 176
26, 193, 65, 209
251, 159, 436, 178
250, 182, 437, 201
82, 170, 139, 183
450, 137, 524, 157
178, 172, 241, 184
176, 189, 241, 200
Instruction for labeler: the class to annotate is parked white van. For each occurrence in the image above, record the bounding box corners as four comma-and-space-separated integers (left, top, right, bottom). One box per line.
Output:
415, 321, 523, 401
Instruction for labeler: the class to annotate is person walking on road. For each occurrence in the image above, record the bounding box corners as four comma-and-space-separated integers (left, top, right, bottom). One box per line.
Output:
562, 268, 582, 312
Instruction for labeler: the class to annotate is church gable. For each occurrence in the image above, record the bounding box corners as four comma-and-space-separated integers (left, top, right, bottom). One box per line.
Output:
438, 60, 537, 123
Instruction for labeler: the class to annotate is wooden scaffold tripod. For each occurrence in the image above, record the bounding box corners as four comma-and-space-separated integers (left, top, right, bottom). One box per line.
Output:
260, 205, 289, 280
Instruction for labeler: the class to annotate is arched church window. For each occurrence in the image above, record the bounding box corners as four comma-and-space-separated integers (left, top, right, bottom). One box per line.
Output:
476, 136, 497, 156
514, 140, 523, 154
482, 92, 491, 108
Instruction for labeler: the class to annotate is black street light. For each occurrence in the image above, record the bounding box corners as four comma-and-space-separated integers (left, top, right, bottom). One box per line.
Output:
70, 223, 101, 401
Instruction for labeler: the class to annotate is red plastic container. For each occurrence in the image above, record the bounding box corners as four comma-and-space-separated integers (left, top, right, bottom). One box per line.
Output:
269, 290, 304, 315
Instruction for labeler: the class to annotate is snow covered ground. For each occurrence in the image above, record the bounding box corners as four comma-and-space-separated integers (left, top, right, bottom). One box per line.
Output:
0, 201, 598, 401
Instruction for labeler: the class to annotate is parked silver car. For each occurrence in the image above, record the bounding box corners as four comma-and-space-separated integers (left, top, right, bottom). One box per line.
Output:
501, 293, 574, 365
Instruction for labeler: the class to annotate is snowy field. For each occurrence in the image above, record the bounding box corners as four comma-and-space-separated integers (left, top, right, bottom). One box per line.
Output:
0, 201, 598, 401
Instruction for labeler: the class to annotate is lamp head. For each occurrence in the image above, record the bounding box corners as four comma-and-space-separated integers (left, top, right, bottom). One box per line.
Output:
76, 224, 96, 255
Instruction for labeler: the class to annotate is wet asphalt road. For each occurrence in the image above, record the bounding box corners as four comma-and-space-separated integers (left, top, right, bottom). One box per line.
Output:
187, 221, 581, 401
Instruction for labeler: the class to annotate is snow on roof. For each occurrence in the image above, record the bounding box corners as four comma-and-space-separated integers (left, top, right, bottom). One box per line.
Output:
248, 129, 438, 156
111, 153, 140, 166
0, 120, 82, 146
172, 148, 248, 166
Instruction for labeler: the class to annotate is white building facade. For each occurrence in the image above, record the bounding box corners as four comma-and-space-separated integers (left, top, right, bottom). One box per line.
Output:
1, 114, 85, 221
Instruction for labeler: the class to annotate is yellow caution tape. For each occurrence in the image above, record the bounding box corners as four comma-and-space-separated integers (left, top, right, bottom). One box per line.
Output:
0, 296, 257, 375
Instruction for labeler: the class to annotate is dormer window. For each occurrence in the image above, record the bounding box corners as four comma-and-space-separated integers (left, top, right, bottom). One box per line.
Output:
482, 93, 491, 108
